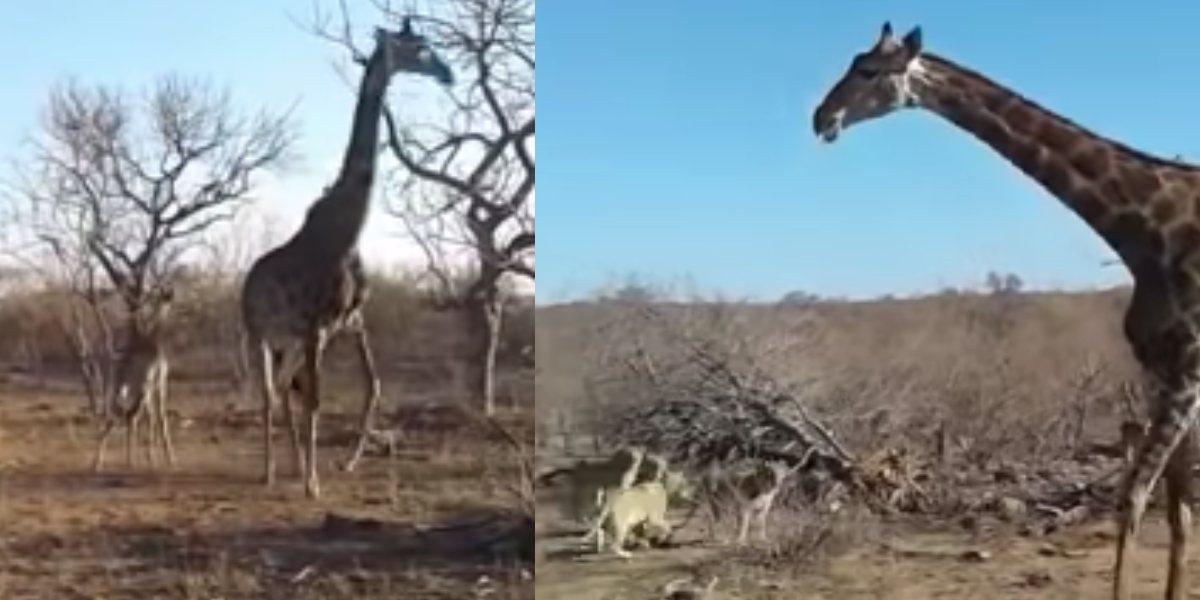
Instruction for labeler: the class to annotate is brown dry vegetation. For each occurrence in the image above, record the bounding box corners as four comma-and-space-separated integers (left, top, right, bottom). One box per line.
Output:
533, 286, 1200, 599
0, 275, 534, 600
539, 287, 1137, 461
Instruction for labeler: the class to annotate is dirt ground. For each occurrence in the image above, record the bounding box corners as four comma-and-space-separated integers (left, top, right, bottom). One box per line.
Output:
0, 377, 533, 600
536, 498, 1199, 600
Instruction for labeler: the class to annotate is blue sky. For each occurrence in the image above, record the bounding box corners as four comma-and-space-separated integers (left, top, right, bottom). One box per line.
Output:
0, 1, 449, 267
539, 2, 1200, 301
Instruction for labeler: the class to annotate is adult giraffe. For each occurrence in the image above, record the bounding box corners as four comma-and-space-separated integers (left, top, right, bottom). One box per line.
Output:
241, 20, 452, 499
814, 23, 1200, 600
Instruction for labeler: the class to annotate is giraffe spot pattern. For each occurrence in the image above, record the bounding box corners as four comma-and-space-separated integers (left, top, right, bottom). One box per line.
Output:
972, 114, 1010, 150
1011, 140, 1043, 172
1118, 163, 1163, 201
981, 88, 1011, 114
1002, 103, 1035, 134
1072, 189, 1109, 224
1038, 121, 1076, 154
1101, 179, 1135, 207
1168, 223, 1200, 259
1069, 145, 1110, 180
1150, 199, 1179, 226
1103, 212, 1164, 258
1041, 159, 1074, 194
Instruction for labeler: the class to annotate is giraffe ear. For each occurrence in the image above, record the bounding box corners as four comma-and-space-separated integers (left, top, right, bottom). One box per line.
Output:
902, 26, 923, 57
374, 27, 387, 44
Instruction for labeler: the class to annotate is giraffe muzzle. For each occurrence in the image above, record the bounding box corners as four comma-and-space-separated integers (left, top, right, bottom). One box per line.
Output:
812, 107, 843, 142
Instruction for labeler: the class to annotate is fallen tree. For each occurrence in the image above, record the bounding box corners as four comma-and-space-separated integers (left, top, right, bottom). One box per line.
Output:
584, 301, 1139, 525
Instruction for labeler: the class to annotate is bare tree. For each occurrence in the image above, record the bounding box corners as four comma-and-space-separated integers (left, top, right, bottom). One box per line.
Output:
310, 0, 534, 415
5, 76, 296, 406
385, 0, 533, 417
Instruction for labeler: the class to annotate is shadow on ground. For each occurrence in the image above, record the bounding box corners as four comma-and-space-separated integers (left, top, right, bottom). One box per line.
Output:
4, 509, 533, 599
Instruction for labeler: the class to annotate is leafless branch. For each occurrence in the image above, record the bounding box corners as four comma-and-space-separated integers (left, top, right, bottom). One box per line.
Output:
3, 76, 295, 405
6, 76, 296, 315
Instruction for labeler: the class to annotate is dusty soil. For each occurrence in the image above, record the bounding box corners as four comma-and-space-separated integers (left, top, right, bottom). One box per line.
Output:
0, 378, 533, 600
536, 499, 1197, 600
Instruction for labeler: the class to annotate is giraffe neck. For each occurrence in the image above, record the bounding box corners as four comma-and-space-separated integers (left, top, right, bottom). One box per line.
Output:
909, 53, 1200, 271
292, 44, 393, 258
125, 313, 160, 352
338, 43, 391, 188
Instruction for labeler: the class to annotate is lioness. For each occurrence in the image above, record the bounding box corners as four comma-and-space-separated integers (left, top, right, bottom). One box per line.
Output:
586, 469, 695, 558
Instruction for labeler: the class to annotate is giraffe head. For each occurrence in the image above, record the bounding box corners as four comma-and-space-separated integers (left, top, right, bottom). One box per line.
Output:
374, 18, 454, 85
813, 22, 924, 142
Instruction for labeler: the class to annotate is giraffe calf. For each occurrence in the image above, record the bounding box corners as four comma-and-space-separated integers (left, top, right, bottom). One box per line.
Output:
701, 459, 799, 546
93, 293, 177, 472
93, 348, 175, 471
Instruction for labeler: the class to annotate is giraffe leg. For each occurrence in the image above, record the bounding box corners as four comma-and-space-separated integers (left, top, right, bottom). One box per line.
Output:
704, 498, 721, 543
302, 331, 325, 499
758, 505, 771, 543
281, 374, 304, 477
92, 417, 119, 473
252, 339, 278, 486
141, 381, 160, 470
126, 408, 137, 468
1114, 383, 1200, 600
142, 389, 158, 470
274, 351, 305, 478
1165, 427, 1196, 600
343, 323, 382, 472
302, 399, 321, 499
156, 363, 176, 468
736, 508, 751, 546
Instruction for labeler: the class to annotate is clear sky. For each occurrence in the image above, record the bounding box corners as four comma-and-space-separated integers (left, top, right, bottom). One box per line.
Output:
0, 1, 450, 268
539, 2, 1200, 302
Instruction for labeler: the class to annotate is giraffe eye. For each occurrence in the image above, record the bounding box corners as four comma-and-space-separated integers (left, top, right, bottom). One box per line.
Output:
857, 67, 880, 78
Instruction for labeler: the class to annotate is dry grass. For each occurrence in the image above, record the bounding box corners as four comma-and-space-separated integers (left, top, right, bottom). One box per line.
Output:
0, 380, 533, 599
536, 484, 1200, 600
538, 288, 1137, 464
535, 287, 1160, 599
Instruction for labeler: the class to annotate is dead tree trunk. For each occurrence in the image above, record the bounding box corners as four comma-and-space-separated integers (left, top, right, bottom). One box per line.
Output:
465, 265, 505, 416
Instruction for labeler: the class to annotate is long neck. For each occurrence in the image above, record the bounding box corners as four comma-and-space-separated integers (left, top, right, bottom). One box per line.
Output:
293, 45, 392, 257
121, 315, 160, 364
338, 44, 391, 188
909, 54, 1200, 270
